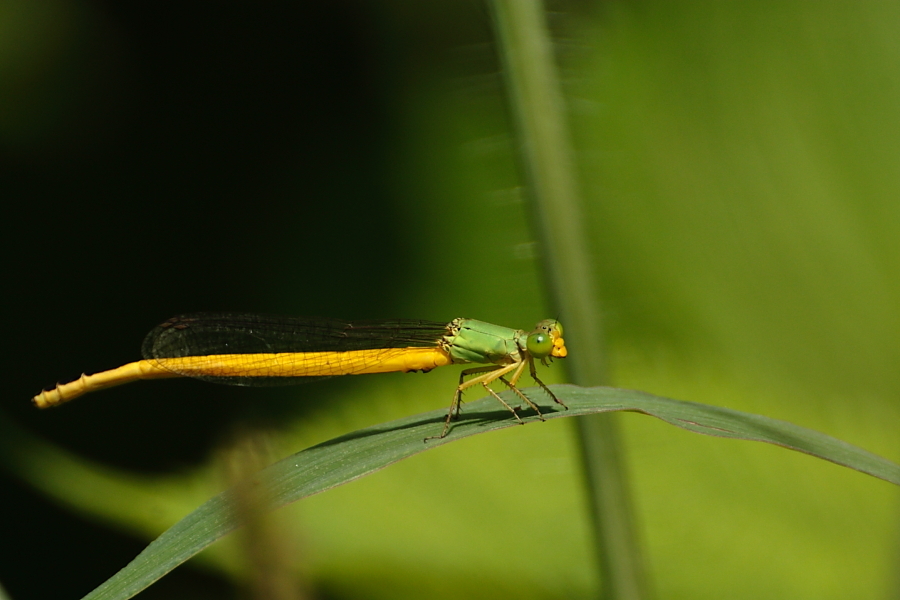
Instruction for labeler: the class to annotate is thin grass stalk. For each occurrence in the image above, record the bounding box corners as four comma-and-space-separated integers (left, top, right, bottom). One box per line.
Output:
486, 2, 649, 598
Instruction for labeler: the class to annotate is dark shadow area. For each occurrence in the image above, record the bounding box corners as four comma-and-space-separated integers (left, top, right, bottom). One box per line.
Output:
1, 2, 463, 598
0, 470, 237, 600
5, 0, 405, 472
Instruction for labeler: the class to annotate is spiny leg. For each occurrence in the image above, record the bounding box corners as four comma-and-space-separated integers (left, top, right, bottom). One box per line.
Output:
465, 360, 554, 422
477, 375, 524, 418
428, 365, 505, 441
428, 363, 522, 440
450, 365, 503, 419
497, 359, 545, 420
528, 357, 568, 410
498, 375, 546, 420
459, 362, 522, 420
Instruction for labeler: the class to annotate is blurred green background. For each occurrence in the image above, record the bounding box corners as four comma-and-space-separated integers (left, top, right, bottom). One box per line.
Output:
2, 1, 899, 598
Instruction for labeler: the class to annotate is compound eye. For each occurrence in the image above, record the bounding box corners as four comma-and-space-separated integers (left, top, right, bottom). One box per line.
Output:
526, 331, 553, 357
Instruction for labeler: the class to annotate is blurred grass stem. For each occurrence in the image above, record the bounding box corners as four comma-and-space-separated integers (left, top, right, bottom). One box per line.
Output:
488, 1, 649, 598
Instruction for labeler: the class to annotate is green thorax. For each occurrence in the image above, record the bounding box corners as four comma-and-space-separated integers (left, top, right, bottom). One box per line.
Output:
443, 318, 524, 365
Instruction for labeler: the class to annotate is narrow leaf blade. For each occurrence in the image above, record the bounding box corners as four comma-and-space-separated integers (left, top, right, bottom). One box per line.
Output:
82, 385, 900, 600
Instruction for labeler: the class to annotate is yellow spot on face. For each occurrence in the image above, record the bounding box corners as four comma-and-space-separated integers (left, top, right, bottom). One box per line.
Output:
551, 336, 567, 358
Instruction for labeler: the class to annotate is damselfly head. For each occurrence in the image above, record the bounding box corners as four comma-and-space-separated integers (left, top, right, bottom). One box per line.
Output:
526, 319, 567, 361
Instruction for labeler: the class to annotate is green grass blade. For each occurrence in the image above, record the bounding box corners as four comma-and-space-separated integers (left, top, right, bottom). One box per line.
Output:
487, 1, 646, 597
81, 386, 900, 600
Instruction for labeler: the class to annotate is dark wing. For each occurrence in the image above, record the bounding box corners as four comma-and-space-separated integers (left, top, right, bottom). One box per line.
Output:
140, 313, 450, 386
